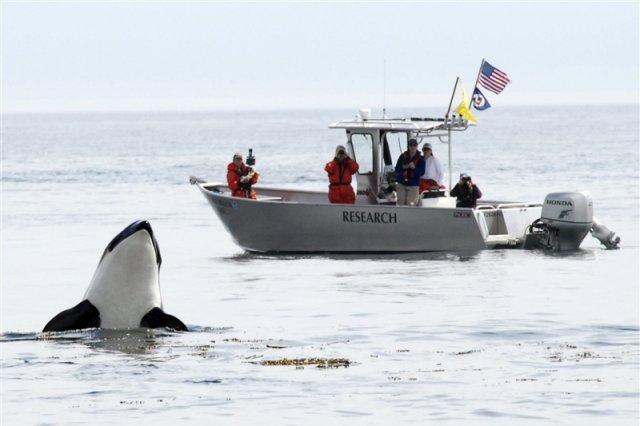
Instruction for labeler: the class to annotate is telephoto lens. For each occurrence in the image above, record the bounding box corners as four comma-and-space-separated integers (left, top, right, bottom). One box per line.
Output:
246, 148, 256, 166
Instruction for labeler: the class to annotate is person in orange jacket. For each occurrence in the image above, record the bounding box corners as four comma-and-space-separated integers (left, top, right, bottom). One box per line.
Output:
324, 145, 359, 204
227, 152, 259, 199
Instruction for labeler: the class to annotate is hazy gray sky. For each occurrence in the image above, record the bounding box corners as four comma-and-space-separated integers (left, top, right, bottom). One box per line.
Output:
2, 1, 639, 112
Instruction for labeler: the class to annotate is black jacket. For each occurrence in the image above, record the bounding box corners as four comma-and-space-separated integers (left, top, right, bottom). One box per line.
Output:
450, 183, 482, 208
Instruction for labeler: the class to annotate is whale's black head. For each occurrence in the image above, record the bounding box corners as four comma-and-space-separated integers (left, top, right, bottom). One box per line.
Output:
102, 220, 161, 267
43, 220, 186, 332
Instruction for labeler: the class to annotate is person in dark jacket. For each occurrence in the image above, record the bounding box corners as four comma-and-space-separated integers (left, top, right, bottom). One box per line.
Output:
450, 172, 482, 208
394, 139, 426, 206
325, 145, 359, 204
227, 152, 259, 199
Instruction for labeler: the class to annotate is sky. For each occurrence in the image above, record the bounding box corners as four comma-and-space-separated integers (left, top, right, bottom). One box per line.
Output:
2, 1, 639, 113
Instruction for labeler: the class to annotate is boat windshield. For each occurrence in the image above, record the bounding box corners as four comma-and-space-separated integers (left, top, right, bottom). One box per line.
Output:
382, 131, 408, 167
350, 133, 374, 174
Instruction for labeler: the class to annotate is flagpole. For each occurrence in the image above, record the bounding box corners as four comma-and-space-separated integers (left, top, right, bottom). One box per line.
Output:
468, 58, 485, 109
445, 76, 460, 120
447, 122, 453, 190
444, 77, 459, 190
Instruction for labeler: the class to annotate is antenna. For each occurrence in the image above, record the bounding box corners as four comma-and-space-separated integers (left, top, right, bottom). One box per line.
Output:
383, 60, 387, 118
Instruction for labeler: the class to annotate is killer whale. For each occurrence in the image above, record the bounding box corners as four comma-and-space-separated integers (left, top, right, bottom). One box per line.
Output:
43, 220, 187, 332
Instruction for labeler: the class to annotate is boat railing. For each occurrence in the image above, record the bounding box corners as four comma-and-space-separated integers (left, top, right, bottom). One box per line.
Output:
496, 202, 543, 209
476, 205, 495, 211
477, 201, 542, 210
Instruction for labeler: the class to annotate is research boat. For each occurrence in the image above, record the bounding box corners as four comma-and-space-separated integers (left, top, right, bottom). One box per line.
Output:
190, 110, 619, 253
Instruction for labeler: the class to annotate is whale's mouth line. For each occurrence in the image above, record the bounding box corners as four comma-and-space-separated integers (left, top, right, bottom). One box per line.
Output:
100, 220, 162, 267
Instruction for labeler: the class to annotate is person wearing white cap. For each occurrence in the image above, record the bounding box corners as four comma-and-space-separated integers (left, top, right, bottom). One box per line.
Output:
419, 142, 445, 193
450, 172, 482, 208
325, 145, 359, 204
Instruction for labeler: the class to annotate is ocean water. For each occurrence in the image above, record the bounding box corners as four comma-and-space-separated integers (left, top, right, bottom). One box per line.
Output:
1, 106, 639, 425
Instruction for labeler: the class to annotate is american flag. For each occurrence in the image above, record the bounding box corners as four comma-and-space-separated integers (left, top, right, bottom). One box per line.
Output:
478, 61, 511, 94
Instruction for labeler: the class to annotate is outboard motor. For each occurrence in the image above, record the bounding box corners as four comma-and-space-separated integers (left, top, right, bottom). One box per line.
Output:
591, 216, 621, 249
524, 191, 621, 250
524, 191, 593, 250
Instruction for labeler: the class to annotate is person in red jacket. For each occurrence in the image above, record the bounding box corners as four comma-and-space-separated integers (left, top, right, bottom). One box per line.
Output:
227, 152, 259, 199
324, 145, 359, 204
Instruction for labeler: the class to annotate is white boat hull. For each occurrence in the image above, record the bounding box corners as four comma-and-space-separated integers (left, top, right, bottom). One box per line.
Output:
194, 183, 543, 253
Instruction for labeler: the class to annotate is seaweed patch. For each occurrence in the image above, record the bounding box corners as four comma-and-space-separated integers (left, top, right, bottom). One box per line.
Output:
257, 357, 351, 368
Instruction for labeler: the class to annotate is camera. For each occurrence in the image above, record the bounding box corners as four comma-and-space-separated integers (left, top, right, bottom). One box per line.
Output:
246, 148, 256, 167
386, 170, 397, 186
239, 148, 257, 193
384, 170, 397, 194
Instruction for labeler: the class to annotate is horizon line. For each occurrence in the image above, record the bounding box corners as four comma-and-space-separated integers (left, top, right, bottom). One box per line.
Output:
2, 100, 639, 116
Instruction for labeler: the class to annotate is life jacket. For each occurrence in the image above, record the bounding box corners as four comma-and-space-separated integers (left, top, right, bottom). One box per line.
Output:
325, 158, 358, 186
227, 162, 258, 198
400, 152, 422, 182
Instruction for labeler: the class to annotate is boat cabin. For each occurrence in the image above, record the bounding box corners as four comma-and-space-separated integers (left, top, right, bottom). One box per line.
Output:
328, 109, 471, 206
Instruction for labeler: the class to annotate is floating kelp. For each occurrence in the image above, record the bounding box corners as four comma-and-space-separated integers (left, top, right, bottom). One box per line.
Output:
454, 349, 481, 356
259, 357, 350, 368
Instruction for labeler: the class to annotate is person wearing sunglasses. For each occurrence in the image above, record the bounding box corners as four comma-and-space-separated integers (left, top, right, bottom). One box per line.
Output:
419, 143, 445, 193
394, 138, 426, 206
